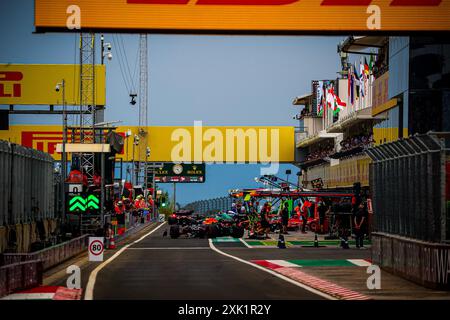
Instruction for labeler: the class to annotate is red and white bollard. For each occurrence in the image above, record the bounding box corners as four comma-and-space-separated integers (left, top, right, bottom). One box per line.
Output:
109, 235, 116, 249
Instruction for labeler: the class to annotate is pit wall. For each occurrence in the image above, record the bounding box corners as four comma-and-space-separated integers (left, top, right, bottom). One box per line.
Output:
372, 232, 450, 290
0, 219, 58, 254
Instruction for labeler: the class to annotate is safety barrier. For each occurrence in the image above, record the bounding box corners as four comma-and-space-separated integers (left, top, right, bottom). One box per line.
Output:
367, 133, 450, 289
2, 235, 88, 270
372, 232, 450, 290
0, 260, 43, 298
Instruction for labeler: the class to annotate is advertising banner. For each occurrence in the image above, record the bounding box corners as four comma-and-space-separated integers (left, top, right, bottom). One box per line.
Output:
0, 64, 106, 106
35, 0, 450, 33
0, 125, 295, 163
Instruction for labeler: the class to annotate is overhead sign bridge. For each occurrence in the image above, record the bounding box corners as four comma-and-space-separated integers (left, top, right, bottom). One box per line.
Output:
35, 0, 450, 33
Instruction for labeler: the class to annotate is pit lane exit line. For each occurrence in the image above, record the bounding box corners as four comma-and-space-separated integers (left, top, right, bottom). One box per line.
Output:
84, 222, 167, 300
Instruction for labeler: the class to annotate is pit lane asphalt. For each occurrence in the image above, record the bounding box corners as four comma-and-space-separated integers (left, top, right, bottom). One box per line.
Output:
91, 223, 328, 300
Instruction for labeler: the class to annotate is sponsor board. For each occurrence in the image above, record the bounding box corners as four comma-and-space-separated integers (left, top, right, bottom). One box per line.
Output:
0, 64, 106, 106
0, 125, 295, 163
35, 0, 450, 33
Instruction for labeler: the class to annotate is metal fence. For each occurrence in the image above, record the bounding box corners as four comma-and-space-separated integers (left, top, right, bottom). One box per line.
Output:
185, 197, 233, 214
0, 140, 55, 226
366, 133, 449, 243
1, 234, 88, 270
0, 260, 43, 297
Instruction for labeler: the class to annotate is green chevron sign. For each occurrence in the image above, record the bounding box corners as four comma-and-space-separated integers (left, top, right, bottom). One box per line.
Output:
69, 196, 86, 212
87, 195, 100, 210
68, 194, 100, 212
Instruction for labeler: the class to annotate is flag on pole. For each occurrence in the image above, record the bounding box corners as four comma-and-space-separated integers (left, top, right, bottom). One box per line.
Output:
354, 61, 361, 80
327, 87, 346, 115
350, 68, 355, 106
335, 94, 347, 110
364, 57, 370, 76
360, 72, 366, 98
348, 65, 352, 97
359, 60, 365, 81
369, 54, 374, 73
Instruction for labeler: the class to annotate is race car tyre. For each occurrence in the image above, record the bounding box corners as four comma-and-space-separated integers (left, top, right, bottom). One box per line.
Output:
231, 226, 245, 238
170, 225, 180, 239
168, 217, 177, 225
309, 222, 317, 233
198, 227, 206, 239
206, 224, 219, 239
221, 227, 231, 237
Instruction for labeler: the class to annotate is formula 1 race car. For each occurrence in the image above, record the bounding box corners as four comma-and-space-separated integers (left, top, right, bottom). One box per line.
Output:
168, 210, 245, 239
206, 212, 245, 238
168, 210, 207, 239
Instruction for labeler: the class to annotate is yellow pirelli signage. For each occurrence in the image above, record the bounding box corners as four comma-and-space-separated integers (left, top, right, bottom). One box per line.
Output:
34, 0, 450, 33
0, 64, 106, 106
0, 125, 295, 163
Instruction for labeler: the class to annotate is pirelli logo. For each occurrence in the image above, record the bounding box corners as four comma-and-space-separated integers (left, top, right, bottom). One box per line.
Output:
0, 71, 23, 98
22, 131, 64, 155
20, 131, 125, 156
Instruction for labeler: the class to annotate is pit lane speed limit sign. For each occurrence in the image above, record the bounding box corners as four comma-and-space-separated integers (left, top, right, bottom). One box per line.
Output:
88, 237, 104, 262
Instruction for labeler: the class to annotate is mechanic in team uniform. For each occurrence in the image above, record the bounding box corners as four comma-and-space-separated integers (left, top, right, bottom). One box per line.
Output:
259, 202, 271, 239
353, 202, 368, 249
317, 199, 330, 233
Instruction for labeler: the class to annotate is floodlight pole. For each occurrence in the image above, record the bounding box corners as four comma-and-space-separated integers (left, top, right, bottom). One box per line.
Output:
152, 170, 156, 220
173, 182, 176, 212
59, 79, 67, 224
101, 147, 105, 226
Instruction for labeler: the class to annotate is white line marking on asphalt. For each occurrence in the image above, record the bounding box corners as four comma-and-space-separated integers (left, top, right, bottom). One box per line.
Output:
347, 259, 372, 267
239, 238, 253, 248
208, 239, 336, 300
127, 247, 210, 250
84, 222, 167, 300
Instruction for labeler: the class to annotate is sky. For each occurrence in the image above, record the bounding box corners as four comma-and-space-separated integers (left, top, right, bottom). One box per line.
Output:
0, 0, 344, 205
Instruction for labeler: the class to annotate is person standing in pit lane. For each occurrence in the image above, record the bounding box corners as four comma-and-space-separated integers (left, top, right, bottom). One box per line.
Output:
354, 202, 368, 249
280, 200, 290, 235
259, 202, 271, 239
